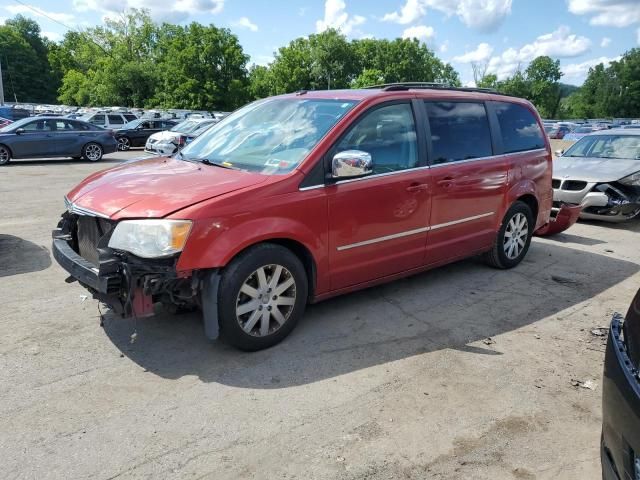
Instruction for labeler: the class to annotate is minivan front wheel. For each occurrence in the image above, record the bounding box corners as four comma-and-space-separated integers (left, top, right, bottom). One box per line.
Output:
484, 201, 533, 269
217, 244, 308, 351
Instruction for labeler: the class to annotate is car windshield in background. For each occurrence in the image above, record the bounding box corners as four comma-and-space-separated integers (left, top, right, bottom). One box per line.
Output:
0, 117, 32, 132
179, 98, 357, 173
170, 120, 200, 133
192, 121, 216, 135
564, 134, 640, 160
574, 127, 593, 133
122, 119, 142, 129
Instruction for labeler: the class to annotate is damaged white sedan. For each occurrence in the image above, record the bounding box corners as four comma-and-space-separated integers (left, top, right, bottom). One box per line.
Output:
553, 129, 640, 222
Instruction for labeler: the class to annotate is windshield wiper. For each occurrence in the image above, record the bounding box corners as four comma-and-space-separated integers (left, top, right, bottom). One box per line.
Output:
200, 158, 238, 170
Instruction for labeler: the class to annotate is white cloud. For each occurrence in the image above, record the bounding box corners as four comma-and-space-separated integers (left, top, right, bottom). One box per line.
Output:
382, 0, 427, 24
600, 37, 611, 47
562, 55, 622, 83
42, 31, 63, 41
402, 25, 435, 40
439, 40, 449, 53
4, 5, 75, 24
232, 17, 258, 31
382, 0, 512, 32
453, 42, 494, 63
73, 0, 224, 22
316, 0, 365, 35
568, 0, 640, 28
487, 26, 591, 79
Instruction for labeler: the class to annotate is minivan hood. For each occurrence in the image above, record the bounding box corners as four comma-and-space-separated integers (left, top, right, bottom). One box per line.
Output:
67, 157, 267, 219
554, 156, 640, 183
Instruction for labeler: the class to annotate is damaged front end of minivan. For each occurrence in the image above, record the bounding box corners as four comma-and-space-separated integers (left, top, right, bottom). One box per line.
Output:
52, 210, 200, 319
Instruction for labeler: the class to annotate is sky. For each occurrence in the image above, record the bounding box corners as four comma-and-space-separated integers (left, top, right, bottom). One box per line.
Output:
1, 0, 639, 86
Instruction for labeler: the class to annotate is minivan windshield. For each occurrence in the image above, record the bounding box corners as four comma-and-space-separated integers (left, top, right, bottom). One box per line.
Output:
563, 134, 640, 160
178, 97, 357, 173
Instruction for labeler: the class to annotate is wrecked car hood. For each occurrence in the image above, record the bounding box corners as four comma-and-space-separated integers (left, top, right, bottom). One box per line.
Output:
554, 156, 640, 183
66, 156, 267, 219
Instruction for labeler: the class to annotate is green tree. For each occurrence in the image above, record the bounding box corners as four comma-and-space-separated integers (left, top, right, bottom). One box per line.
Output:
525, 56, 563, 118
1, 15, 59, 103
352, 68, 385, 88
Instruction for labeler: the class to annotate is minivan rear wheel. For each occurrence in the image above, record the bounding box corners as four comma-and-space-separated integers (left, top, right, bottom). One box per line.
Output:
217, 243, 308, 351
484, 201, 533, 269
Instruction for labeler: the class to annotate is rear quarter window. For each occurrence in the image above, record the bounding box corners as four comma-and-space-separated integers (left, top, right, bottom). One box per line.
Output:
108, 115, 124, 125
494, 102, 545, 154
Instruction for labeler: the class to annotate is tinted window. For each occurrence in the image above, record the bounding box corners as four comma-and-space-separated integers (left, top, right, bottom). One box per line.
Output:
425, 102, 492, 164
108, 115, 124, 125
90, 114, 105, 125
21, 120, 46, 132
335, 103, 418, 174
123, 114, 137, 122
69, 121, 91, 131
494, 102, 545, 153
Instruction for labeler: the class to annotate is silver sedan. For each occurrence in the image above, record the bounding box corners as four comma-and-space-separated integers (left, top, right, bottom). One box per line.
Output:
553, 129, 640, 222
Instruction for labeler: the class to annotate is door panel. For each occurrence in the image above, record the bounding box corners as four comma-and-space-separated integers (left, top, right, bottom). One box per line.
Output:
11, 120, 52, 157
328, 170, 432, 289
426, 159, 506, 263
423, 101, 507, 264
326, 101, 431, 290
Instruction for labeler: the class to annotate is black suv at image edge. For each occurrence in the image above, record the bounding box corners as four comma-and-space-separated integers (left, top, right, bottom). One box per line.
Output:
602, 288, 640, 480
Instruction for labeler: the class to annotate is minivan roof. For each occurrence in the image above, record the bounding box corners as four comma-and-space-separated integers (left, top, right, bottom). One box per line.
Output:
279, 85, 533, 106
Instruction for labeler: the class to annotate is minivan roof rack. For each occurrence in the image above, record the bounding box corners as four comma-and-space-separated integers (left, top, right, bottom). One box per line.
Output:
364, 82, 498, 94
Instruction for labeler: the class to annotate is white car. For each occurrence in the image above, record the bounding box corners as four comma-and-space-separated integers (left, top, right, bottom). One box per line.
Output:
80, 112, 138, 129
145, 118, 217, 156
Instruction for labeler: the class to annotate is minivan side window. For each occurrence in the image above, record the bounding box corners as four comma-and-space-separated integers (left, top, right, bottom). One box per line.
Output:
494, 102, 545, 154
425, 101, 492, 164
335, 103, 418, 175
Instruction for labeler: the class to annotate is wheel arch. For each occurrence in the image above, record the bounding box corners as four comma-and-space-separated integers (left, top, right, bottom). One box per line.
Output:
223, 238, 317, 301
516, 193, 538, 222
0, 143, 14, 158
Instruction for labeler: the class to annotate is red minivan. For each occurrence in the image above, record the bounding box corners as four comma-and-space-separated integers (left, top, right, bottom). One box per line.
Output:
53, 84, 555, 350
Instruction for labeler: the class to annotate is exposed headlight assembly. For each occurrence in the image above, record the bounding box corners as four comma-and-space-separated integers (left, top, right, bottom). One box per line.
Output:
620, 171, 640, 186
108, 219, 192, 258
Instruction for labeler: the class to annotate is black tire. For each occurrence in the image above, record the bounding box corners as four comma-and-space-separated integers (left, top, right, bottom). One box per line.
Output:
484, 201, 534, 269
216, 243, 308, 351
117, 136, 131, 151
0, 144, 11, 165
82, 142, 103, 162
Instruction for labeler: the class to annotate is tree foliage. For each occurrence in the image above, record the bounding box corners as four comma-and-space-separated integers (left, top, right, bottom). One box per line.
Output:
562, 49, 640, 119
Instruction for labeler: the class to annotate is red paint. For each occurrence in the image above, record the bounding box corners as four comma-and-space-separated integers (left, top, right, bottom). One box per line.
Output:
534, 204, 582, 236
67, 89, 555, 302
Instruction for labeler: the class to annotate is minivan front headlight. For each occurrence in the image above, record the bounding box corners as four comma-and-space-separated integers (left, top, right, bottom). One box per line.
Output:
108, 219, 192, 258
620, 171, 640, 186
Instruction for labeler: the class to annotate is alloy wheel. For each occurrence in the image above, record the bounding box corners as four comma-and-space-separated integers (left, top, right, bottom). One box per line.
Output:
235, 264, 297, 337
0, 146, 9, 164
85, 144, 102, 161
117, 137, 130, 151
503, 212, 528, 259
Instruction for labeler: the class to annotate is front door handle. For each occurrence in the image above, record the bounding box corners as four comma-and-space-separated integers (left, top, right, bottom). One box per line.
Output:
406, 183, 429, 193
437, 177, 455, 188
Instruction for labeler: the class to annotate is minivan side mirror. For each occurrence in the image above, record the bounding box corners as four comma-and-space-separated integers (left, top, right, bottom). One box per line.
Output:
332, 150, 373, 179
15, 128, 25, 135
554, 149, 564, 157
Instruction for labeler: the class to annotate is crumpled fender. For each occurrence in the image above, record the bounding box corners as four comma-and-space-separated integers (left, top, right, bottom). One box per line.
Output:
534, 203, 582, 236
